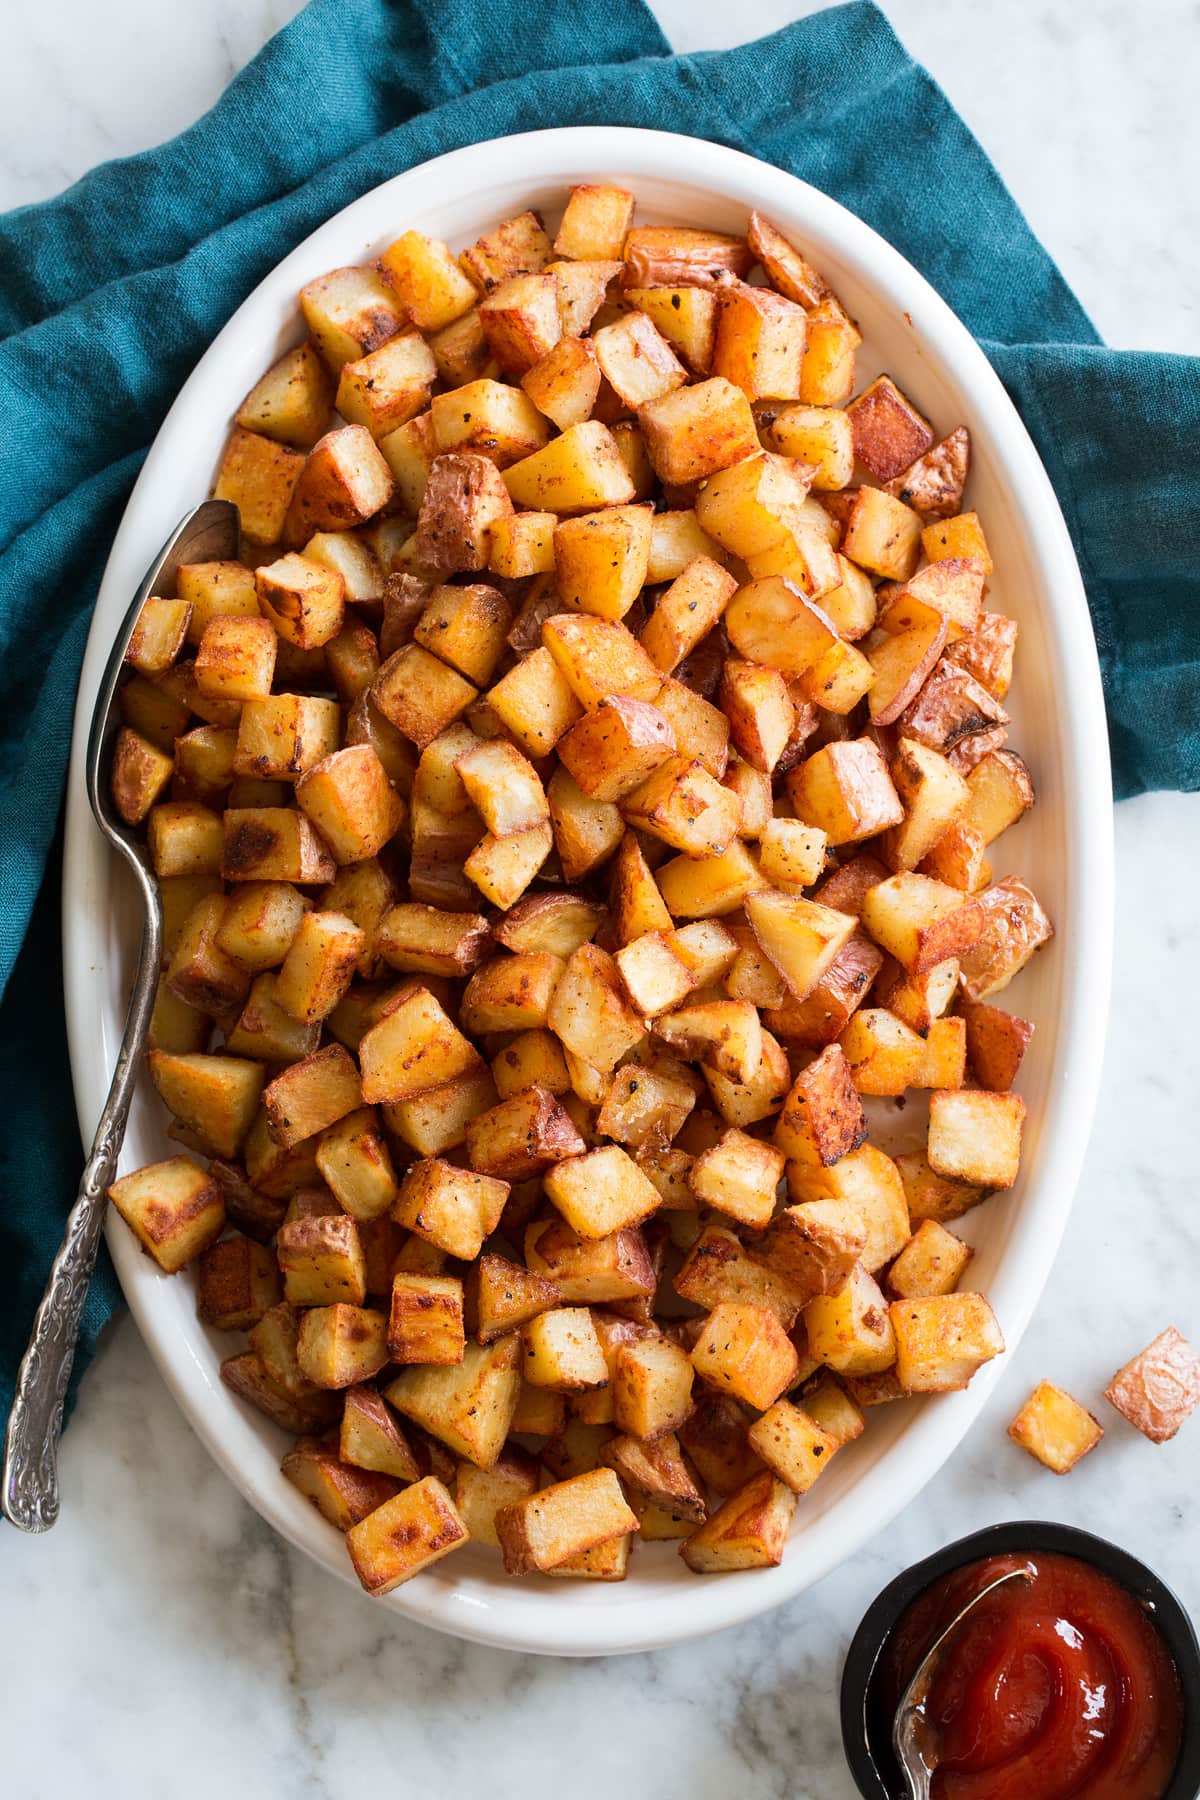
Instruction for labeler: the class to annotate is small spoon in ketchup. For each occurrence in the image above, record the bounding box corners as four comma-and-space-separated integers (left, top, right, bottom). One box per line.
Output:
892, 1564, 1035, 1800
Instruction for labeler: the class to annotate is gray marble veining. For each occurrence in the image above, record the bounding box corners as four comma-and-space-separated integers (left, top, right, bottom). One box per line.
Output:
1, 5, 1198, 1797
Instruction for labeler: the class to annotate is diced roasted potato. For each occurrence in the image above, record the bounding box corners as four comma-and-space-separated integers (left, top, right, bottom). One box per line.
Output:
1104, 1328, 1200, 1444
689, 1129, 785, 1229
890, 1291, 1005, 1392
804, 1263, 897, 1376
678, 1470, 796, 1573
754, 1199, 866, 1304
788, 739, 904, 847
345, 1476, 469, 1594
358, 982, 483, 1104
841, 486, 922, 581
1007, 1381, 1103, 1474
107, 1155, 225, 1273
295, 1301, 389, 1388
747, 1397, 841, 1495
496, 1466, 638, 1575
887, 1219, 972, 1299
213, 428, 305, 545
387, 1272, 466, 1366
504, 421, 636, 514
885, 426, 970, 520
276, 1213, 367, 1307
691, 1302, 800, 1409
392, 1157, 508, 1260
927, 1087, 1025, 1189
922, 511, 993, 576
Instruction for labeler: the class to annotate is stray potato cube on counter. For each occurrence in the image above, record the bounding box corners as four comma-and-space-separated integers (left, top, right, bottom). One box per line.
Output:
1105, 1328, 1200, 1444
1008, 1381, 1104, 1474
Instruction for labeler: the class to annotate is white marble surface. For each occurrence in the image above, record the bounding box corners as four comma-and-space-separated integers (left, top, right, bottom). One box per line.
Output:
3, 4, 1199, 1796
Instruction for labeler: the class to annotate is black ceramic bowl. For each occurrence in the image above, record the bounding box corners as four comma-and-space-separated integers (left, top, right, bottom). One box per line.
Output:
840, 1520, 1200, 1800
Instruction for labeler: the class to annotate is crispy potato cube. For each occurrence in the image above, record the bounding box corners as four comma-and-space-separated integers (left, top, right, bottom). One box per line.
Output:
886, 425, 970, 519
192, 614, 277, 704
525, 1218, 655, 1306
385, 1336, 522, 1468
358, 983, 482, 1105
428, 377, 548, 474
110, 727, 173, 825
522, 1307, 608, 1391
299, 264, 407, 371
719, 660, 793, 775
745, 891, 857, 1006
464, 822, 552, 908
236, 339, 334, 449
914, 1015, 967, 1089
595, 1063, 695, 1152
888, 1219, 972, 1299
487, 647, 582, 760
958, 877, 1054, 1001
454, 1447, 540, 1549
769, 404, 853, 490
877, 556, 986, 637
461, 952, 562, 1034
544, 1145, 661, 1239
846, 375, 933, 482
272, 912, 364, 1024
654, 999, 761, 1084
713, 280, 808, 400
883, 739, 970, 873
763, 933, 883, 1049
176, 563, 260, 645
758, 818, 828, 891
656, 840, 760, 920
520, 335, 601, 430
838, 1007, 925, 1096
603, 1431, 705, 1523
126, 596, 192, 677
614, 932, 695, 1017
415, 450, 513, 575
547, 941, 646, 1072
919, 818, 990, 894
556, 697, 674, 804
213, 427, 304, 545
372, 642, 478, 751
284, 425, 395, 543
107, 1155, 224, 1273
315, 1106, 397, 1222
383, 1067, 498, 1158
232, 695, 339, 784
410, 582, 512, 687
895, 1150, 987, 1226
799, 1377, 865, 1448
393, 1157, 508, 1260
542, 610, 661, 707
891, 1291, 1004, 1392
553, 504, 654, 624
147, 1049, 263, 1159
922, 511, 993, 576
621, 756, 739, 858
675, 1225, 807, 1327
695, 454, 810, 562
292, 745, 402, 866
496, 1466, 637, 1574
336, 331, 436, 439
494, 892, 603, 959
963, 748, 1035, 847
149, 978, 209, 1056
1105, 1328, 1200, 1444
678, 1392, 763, 1496
296, 1302, 388, 1387
639, 557, 737, 679
378, 229, 478, 330
944, 610, 1018, 702
621, 226, 751, 289
702, 1029, 791, 1129
253, 553, 343, 653
220, 1348, 336, 1434
689, 1130, 784, 1230
276, 1213, 366, 1307
624, 289, 716, 379
503, 420, 635, 515
841, 486, 921, 581
754, 1199, 866, 1303
387, 1273, 465, 1366
866, 616, 948, 729
460, 210, 552, 292
637, 376, 758, 487
220, 808, 337, 885
927, 1088, 1025, 1188
593, 311, 687, 409
679, 1469, 795, 1572
488, 510, 558, 581
747, 209, 828, 306
453, 738, 548, 837
555, 184, 635, 260
478, 271, 561, 377
1008, 1381, 1103, 1474
340, 1385, 421, 1481
465, 1083, 585, 1180
670, 919, 740, 986
491, 1030, 571, 1099
772, 1044, 866, 1168
748, 1398, 841, 1495
861, 872, 982, 975
788, 739, 904, 847
281, 1442, 397, 1531
165, 893, 250, 1015
346, 1476, 469, 1594
805, 1263, 897, 1376
652, 678, 730, 781
378, 410, 438, 513
466, 1253, 560, 1345
798, 306, 856, 407
611, 830, 673, 941
692, 1302, 800, 1409
196, 1238, 282, 1339
961, 997, 1033, 1092
262, 1044, 361, 1149
242, 1112, 322, 1199
786, 1143, 909, 1271
549, 258, 621, 338
611, 1337, 695, 1442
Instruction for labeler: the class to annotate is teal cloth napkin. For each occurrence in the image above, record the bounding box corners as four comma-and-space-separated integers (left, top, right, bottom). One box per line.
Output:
2, 0, 1197, 1434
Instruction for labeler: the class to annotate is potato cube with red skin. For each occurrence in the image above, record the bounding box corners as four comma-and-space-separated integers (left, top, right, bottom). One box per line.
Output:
601, 1431, 705, 1523
678, 1469, 796, 1573
867, 616, 948, 730
788, 739, 904, 847
841, 487, 922, 581
496, 1467, 638, 1575
928, 1088, 1025, 1189
277, 1213, 367, 1308
745, 209, 828, 307
541, 610, 661, 709
221, 808, 338, 885
479, 272, 562, 376
346, 1476, 469, 1595
754, 1199, 866, 1304
958, 877, 1054, 1002
919, 818, 991, 894
861, 873, 983, 976
960, 997, 1034, 1092
890, 1292, 1005, 1392
521, 336, 601, 430
392, 1158, 508, 1261
284, 425, 395, 544
108, 1156, 225, 1274
195, 1233, 282, 1330
544, 1145, 662, 1239
214, 427, 305, 545
805, 1264, 897, 1376
690, 1130, 785, 1230
1105, 1328, 1200, 1444
887, 1220, 972, 1299
415, 451, 514, 575
555, 184, 635, 261
465, 1253, 560, 1346
772, 1045, 866, 1168
281, 1442, 398, 1533
637, 377, 759, 487
612, 1336, 695, 1441
387, 1273, 466, 1366
465, 1084, 585, 1181
944, 611, 1018, 703
524, 1217, 655, 1308
691, 1302, 800, 1410
763, 933, 883, 1049
885, 426, 970, 520
1007, 1381, 1104, 1474
339, 1386, 421, 1482
748, 1398, 841, 1495
720, 660, 794, 774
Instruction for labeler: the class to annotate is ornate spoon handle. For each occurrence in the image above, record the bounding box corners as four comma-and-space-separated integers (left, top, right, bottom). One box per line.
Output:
2, 911, 160, 1530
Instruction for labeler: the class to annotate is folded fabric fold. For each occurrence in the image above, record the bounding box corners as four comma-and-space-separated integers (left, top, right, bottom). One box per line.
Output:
1, 0, 1195, 1435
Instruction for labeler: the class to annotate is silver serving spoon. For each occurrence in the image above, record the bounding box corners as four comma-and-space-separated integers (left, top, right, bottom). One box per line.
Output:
2, 499, 240, 1532
893, 1562, 1035, 1798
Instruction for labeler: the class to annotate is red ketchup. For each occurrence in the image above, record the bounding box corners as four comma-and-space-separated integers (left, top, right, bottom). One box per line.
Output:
882, 1552, 1184, 1799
